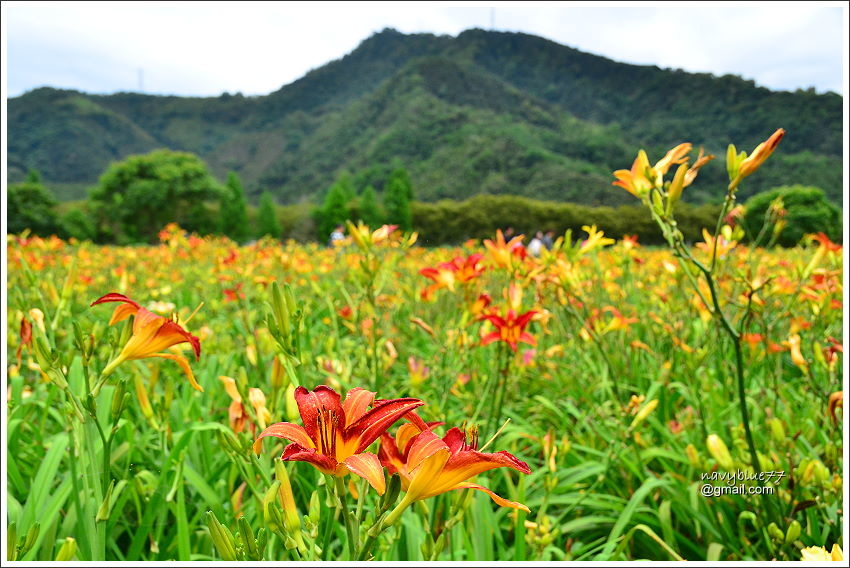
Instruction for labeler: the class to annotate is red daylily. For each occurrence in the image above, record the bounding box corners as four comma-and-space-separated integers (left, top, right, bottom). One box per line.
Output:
91, 292, 203, 391
420, 253, 486, 300
379, 425, 531, 511
254, 385, 424, 494
479, 308, 538, 352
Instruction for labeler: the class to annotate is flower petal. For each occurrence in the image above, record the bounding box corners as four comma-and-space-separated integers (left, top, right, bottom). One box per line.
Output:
454, 482, 530, 511
146, 353, 204, 392
344, 452, 386, 495
349, 398, 425, 453
280, 443, 337, 475
405, 430, 450, 471
294, 385, 342, 441
405, 445, 451, 502
341, 387, 376, 428
435, 449, 531, 491
255, 422, 315, 453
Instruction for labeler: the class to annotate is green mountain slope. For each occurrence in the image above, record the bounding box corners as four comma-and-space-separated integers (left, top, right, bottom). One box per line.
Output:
7, 28, 843, 205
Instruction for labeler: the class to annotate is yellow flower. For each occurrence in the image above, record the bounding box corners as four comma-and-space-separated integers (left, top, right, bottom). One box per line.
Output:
800, 544, 843, 562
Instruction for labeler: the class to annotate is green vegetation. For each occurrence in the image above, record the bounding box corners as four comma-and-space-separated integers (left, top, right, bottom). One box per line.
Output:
88, 149, 222, 244
7, 29, 842, 207
743, 185, 842, 247
257, 191, 282, 239
7, 170, 61, 236
219, 172, 250, 243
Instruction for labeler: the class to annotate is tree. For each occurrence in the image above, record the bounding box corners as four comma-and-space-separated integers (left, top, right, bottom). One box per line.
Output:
316, 174, 355, 240
7, 169, 61, 235
60, 206, 97, 242
358, 185, 383, 229
383, 165, 413, 231
219, 171, 250, 242
257, 191, 281, 239
89, 149, 222, 243
742, 185, 841, 247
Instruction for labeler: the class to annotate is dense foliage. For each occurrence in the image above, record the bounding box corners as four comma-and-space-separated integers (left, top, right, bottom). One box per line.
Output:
88, 149, 223, 243
743, 185, 842, 247
6, 225, 843, 561
7, 29, 842, 206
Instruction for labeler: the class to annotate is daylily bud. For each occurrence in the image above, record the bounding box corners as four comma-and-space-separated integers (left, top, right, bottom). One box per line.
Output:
726, 144, 740, 185
275, 461, 302, 535
23, 523, 41, 555
785, 520, 801, 544
134, 376, 155, 421
828, 391, 843, 425
237, 516, 259, 560
111, 382, 127, 421
767, 522, 784, 542
381, 474, 403, 512
666, 163, 688, 216
263, 481, 283, 532
96, 479, 116, 521
270, 355, 287, 390
767, 418, 785, 443
284, 384, 299, 423
629, 399, 658, 430
206, 511, 237, 561
685, 443, 701, 467
732, 129, 785, 189
54, 537, 77, 561
308, 490, 321, 527
706, 434, 735, 470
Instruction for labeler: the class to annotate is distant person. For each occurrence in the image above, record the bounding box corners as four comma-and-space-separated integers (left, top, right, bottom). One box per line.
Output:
528, 231, 544, 257
328, 224, 346, 247
542, 230, 555, 251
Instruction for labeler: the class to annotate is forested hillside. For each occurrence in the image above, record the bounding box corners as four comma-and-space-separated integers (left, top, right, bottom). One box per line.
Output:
7, 28, 842, 205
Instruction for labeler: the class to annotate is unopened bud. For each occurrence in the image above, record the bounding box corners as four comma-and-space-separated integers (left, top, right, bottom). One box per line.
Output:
767, 522, 784, 542
784, 520, 801, 544
629, 399, 658, 430
97, 479, 116, 521
206, 511, 237, 561
685, 443, 701, 467
111, 382, 127, 421
275, 461, 302, 534
767, 418, 785, 443
54, 537, 77, 561
706, 434, 735, 470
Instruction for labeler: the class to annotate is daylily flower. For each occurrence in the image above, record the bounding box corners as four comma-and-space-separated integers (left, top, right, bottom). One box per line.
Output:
91, 292, 203, 391
800, 543, 843, 562
478, 308, 538, 352
483, 229, 526, 271
378, 426, 531, 511
254, 385, 424, 494
729, 128, 785, 190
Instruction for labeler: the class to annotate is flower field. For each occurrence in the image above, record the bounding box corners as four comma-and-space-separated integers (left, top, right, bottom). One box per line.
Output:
5, 136, 845, 562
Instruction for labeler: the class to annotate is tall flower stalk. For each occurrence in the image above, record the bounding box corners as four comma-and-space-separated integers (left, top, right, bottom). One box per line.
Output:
612, 129, 786, 522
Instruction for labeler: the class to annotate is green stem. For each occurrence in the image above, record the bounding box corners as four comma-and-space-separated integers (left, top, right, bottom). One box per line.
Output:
334, 476, 357, 558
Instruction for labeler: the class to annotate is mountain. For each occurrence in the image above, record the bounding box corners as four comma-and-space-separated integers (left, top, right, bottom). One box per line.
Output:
7, 28, 843, 206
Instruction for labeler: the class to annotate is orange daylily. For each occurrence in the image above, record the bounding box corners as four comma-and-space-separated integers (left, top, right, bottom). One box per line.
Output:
729, 128, 785, 190
483, 229, 526, 270
254, 385, 424, 494
378, 425, 531, 511
91, 292, 203, 391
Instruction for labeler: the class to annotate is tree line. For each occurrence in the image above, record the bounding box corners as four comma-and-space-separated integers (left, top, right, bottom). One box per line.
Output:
7, 148, 840, 247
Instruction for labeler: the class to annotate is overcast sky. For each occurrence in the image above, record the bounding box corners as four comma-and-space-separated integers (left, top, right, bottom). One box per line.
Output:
2, 1, 848, 99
